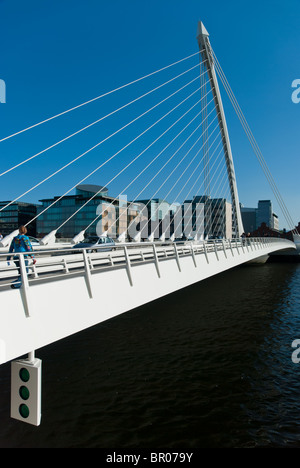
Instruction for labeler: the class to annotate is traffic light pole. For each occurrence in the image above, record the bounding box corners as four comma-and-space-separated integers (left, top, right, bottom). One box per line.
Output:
27, 351, 35, 363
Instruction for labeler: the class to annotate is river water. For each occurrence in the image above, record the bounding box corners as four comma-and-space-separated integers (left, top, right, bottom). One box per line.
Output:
1, 261, 300, 448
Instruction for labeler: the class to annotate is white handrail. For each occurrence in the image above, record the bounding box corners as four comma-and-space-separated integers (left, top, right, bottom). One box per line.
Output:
0, 238, 295, 290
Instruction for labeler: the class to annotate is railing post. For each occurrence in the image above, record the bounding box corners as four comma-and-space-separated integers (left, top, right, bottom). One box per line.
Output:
123, 246, 133, 286
62, 258, 69, 274
108, 253, 114, 267
31, 262, 39, 279
19, 254, 31, 318
82, 250, 93, 298
222, 239, 227, 258
190, 243, 197, 267
229, 239, 234, 256
174, 243, 181, 271
213, 240, 219, 260
152, 244, 161, 277
203, 241, 209, 263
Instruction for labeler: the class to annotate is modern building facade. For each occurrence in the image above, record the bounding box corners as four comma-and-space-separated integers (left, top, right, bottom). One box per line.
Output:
257, 200, 279, 230
134, 198, 174, 239
209, 198, 232, 239
36, 185, 140, 239
241, 199, 279, 234
0, 201, 38, 237
240, 207, 257, 234
182, 196, 232, 239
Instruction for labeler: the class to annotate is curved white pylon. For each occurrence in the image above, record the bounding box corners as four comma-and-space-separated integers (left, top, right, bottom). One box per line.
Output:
197, 21, 244, 237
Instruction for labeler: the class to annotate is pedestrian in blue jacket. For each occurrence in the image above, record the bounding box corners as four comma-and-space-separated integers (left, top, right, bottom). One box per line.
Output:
7, 225, 36, 289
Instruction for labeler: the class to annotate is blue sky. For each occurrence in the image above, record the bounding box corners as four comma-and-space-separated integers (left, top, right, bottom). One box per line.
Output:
0, 0, 299, 230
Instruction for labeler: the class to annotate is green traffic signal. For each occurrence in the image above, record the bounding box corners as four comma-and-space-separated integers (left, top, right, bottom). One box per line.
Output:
19, 368, 30, 383
19, 404, 30, 419
11, 358, 42, 426
19, 385, 30, 400
19, 368, 30, 418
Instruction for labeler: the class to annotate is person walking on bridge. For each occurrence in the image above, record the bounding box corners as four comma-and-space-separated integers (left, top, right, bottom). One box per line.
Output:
7, 225, 36, 289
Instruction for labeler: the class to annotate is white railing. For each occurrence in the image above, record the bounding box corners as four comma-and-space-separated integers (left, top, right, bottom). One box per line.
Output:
0, 237, 294, 292
0, 237, 295, 319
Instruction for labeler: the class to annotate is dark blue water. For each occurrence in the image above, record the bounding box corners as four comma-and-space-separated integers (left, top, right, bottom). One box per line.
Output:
1, 261, 300, 448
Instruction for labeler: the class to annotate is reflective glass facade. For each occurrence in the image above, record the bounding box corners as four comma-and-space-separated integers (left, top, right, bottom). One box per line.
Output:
36, 185, 139, 239
0, 201, 38, 237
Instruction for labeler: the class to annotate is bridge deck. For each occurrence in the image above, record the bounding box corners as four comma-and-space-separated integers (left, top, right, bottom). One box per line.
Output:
0, 237, 295, 364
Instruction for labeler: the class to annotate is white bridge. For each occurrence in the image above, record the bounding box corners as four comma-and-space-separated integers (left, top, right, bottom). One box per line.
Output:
0, 236, 295, 365
0, 20, 298, 424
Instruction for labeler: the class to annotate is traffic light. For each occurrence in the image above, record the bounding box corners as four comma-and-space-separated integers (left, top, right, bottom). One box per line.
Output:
11, 358, 42, 426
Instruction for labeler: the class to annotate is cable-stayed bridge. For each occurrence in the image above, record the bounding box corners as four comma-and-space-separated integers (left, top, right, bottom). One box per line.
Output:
0, 21, 297, 424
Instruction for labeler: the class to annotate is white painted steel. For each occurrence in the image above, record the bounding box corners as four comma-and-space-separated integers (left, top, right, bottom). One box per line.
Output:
11, 358, 42, 426
0, 238, 295, 365
197, 21, 244, 237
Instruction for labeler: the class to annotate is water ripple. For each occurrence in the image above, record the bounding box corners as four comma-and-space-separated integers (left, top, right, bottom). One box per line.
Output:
1, 263, 300, 447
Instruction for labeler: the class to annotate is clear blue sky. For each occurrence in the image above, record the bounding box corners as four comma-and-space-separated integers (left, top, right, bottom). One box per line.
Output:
0, 0, 299, 230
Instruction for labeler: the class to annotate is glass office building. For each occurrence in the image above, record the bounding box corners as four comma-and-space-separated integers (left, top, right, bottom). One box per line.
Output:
257, 200, 279, 230
182, 196, 232, 239
241, 200, 279, 233
0, 201, 38, 237
36, 185, 140, 239
134, 198, 174, 239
